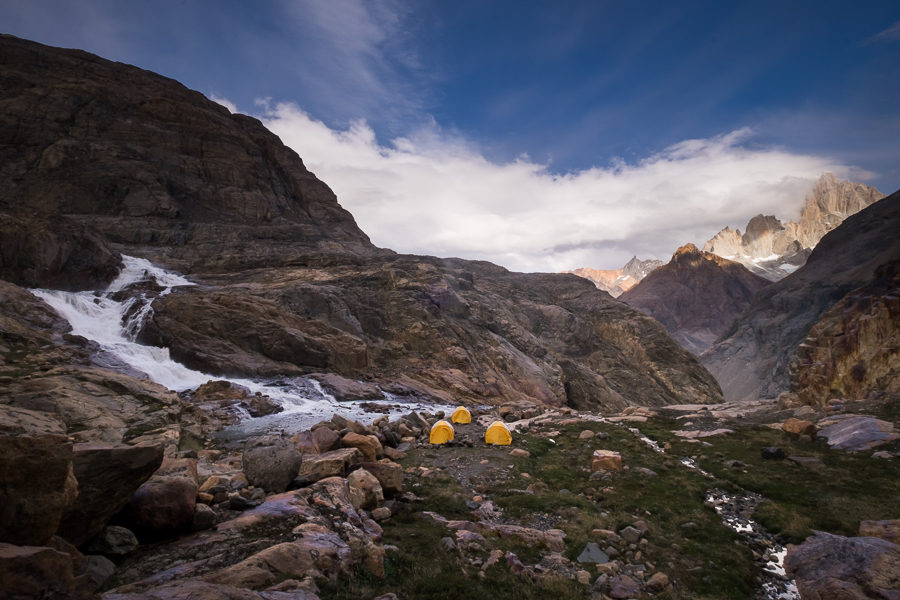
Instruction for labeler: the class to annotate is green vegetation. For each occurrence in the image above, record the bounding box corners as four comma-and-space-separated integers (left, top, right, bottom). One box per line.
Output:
637, 414, 900, 543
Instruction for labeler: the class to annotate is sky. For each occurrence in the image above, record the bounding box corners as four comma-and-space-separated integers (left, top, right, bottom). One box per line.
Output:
2, 0, 899, 272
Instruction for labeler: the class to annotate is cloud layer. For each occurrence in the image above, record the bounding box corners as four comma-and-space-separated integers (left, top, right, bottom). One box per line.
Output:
255, 102, 848, 273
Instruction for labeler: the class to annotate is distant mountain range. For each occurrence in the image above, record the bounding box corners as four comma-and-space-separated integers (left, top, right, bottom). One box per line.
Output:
565, 257, 664, 297
702, 173, 884, 280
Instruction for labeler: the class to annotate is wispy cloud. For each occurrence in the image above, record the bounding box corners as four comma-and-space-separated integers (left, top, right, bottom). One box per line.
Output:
253, 102, 848, 273
869, 20, 900, 43
275, 0, 427, 130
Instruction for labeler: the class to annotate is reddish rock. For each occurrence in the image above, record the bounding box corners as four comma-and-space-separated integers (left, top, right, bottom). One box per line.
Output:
0, 542, 86, 599
347, 468, 384, 510
341, 432, 383, 462
782, 418, 817, 438
125, 476, 198, 539
0, 406, 77, 546
591, 450, 623, 473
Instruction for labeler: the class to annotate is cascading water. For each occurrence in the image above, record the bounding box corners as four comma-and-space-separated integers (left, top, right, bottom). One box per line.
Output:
31, 255, 448, 433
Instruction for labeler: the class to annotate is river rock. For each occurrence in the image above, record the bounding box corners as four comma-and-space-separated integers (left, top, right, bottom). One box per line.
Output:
0, 406, 77, 545
57, 442, 164, 546
243, 435, 303, 493
784, 531, 900, 600
293, 426, 341, 454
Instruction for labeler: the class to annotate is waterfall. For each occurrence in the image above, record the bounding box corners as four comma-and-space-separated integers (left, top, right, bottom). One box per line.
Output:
30, 255, 447, 433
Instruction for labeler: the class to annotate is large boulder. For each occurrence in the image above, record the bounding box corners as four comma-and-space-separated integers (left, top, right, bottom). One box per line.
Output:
0, 406, 77, 545
0, 542, 84, 600
341, 432, 383, 462
784, 531, 900, 599
360, 460, 404, 496
347, 468, 384, 510
297, 447, 363, 483
242, 435, 303, 493
817, 415, 900, 451
123, 475, 198, 540
57, 442, 164, 546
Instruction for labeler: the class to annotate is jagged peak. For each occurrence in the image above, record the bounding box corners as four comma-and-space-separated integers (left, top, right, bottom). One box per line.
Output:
674, 243, 700, 256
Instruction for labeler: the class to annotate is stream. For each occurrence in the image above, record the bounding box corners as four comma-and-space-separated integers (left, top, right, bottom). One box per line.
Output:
622, 424, 800, 599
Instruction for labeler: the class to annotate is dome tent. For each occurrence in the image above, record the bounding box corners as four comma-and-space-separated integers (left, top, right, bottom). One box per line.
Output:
485, 421, 512, 445
451, 406, 471, 424
429, 420, 454, 444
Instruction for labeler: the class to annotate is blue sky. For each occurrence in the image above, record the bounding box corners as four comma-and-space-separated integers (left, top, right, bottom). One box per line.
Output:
3, 1, 899, 271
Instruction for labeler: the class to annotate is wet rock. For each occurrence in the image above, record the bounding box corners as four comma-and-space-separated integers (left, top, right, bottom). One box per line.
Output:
241, 394, 282, 418
817, 415, 900, 451
591, 449, 623, 472
0, 406, 77, 546
296, 447, 363, 483
577, 542, 609, 564
785, 531, 900, 600
313, 373, 382, 402
243, 435, 303, 493
761, 446, 786, 460
58, 442, 164, 546
85, 525, 139, 556
332, 414, 367, 435
341, 432, 383, 462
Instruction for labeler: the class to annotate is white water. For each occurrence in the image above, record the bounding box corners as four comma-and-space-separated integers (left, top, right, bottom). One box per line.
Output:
31, 255, 448, 433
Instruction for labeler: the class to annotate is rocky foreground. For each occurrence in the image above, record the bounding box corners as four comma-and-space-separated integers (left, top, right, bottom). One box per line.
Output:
2, 380, 898, 599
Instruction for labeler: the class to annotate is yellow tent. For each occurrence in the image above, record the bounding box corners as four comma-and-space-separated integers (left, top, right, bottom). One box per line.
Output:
451, 406, 472, 424
485, 421, 512, 445
429, 420, 455, 444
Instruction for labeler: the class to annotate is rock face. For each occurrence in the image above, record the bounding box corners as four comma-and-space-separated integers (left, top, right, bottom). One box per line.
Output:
0, 34, 722, 411
703, 173, 884, 281
702, 192, 900, 403
620, 244, 770, 354
0, 33, 376, 278
566, 256, 664, 298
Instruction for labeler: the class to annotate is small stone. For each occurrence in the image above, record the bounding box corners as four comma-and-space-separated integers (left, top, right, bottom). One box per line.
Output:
591, 450, 622, 472
577, 542, 610, 564
371, 507, 392, 521
576, 569, 592, 585
619, 526, 642, 544
85, 525, 138, 556
509, 448, 530, 458
578, 430, 595, 440
192, 503, 216, 530
761, 446, 786, 460
609, 574, 640, 599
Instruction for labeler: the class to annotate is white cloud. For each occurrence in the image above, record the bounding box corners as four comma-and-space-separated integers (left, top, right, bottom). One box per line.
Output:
208, 94, 237, 113
870, 20, 900, 43
256, 101, 849, 273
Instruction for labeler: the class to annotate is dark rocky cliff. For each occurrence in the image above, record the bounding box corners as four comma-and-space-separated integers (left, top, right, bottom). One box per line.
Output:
0, 35, 722, 410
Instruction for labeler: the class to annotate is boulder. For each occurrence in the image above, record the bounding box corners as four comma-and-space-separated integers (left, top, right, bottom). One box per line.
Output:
0, 542, 84, 600
57, 443, 164, 546
817, 415, 900, 451
360, 460, 404, 496
0, 406, 77, 545
297, 447, 363, 483
292, 426, 341, 454
859, 520, 900, 545
243, 435, 303, 493
347, 468, 384, 510
591, 450, 623, 473
124, 476, 198, 539
782, 418, 817, 438
341, 432, 383, 462
784, 531, 900, 600
85, 525, 139, 556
